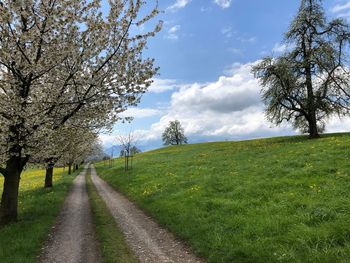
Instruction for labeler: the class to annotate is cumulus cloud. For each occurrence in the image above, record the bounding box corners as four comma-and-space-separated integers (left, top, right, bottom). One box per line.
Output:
170, 66, 260, 114
128, 62, 295, 144
99, 133, 116, 146
214, 0, 232, 9
148, 78, 180, 93
167, 0, 192, 12
119, 108, 162, 119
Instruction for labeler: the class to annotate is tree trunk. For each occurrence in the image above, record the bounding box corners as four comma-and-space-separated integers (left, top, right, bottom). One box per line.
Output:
125, 156, 129, 171
73, 164, 76, 173
75, 164, 78, 171
45, 166, 54, 188
0, 156, 26, 225
308, 112, 320, 139
44, 159, 55, 188
303, 33, 320, 139
68, 163, 72, 175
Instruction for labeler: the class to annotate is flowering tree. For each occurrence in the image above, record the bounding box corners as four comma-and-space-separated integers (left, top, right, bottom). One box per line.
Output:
59, 129, 99, 175
253, 0, 350, 138
0, 0, 161, 224
85, 139, 105, 162
31, 126, 99, 188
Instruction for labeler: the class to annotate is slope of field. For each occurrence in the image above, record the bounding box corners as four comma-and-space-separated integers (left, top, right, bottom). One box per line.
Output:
0, 167, 77, 263
96, 133, 350, 263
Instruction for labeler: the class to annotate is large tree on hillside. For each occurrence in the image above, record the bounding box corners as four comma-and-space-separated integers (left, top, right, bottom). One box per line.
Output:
0, 0, 161, 224
162, 120, 188, 145
252, 0, 350, 138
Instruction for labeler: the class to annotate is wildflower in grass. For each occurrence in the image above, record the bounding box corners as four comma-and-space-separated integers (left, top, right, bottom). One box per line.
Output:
143, 190, 151, 196
190, 185, 200, 192
309, 184, 322, 193
304, 162, 313, 169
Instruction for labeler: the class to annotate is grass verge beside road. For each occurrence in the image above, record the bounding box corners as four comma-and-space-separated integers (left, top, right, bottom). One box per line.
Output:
85, 168, 137, 263
95, 133, 350, 263
0, 167, 78, 263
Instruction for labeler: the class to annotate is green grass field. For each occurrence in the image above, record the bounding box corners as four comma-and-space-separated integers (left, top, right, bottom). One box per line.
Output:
95, 133, 350, 263
85, 168, 137, 263
0, 167, 77, 263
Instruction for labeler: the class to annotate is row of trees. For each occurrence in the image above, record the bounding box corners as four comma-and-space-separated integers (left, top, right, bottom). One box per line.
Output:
0, 0, 161, 225
31, 127, 104, 188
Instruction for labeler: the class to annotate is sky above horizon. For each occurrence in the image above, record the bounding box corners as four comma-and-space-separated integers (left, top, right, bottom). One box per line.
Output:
101, 0, 350, 151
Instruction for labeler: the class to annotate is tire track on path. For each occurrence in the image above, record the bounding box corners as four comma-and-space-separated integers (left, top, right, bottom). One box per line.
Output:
90, 165, 204, 263
39, 165, 101, 263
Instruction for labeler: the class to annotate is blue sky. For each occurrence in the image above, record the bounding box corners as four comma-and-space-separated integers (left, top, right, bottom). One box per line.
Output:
101, 0, 350, 151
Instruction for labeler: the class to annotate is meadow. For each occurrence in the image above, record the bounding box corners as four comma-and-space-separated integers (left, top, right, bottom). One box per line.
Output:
95, 133, 350, 263
0, 167, 77, 263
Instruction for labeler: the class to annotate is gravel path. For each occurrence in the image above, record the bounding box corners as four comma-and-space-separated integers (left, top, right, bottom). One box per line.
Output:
39, 166, 101, 263
90, 165, 204, 263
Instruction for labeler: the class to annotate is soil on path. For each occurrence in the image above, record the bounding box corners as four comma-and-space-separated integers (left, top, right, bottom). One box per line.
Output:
90, 165, 204, 263
39, 166, 101, 263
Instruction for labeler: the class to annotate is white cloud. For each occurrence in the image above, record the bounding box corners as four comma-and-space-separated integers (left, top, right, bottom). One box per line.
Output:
167, 0, 192, 12
129, 62, 294, 143
170, 68, 261, 114
99, 133, 116, 146
169, 25, 180, 34
327, 116, 350, 132
119, 108, 162, 119
214, 0, 232, 9
166, 25, 181, 40
148, 78, 180, 93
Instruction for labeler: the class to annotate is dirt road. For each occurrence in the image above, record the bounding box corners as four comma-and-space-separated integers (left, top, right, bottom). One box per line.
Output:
90, 165, 204, 263
39, 166, 101, 263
